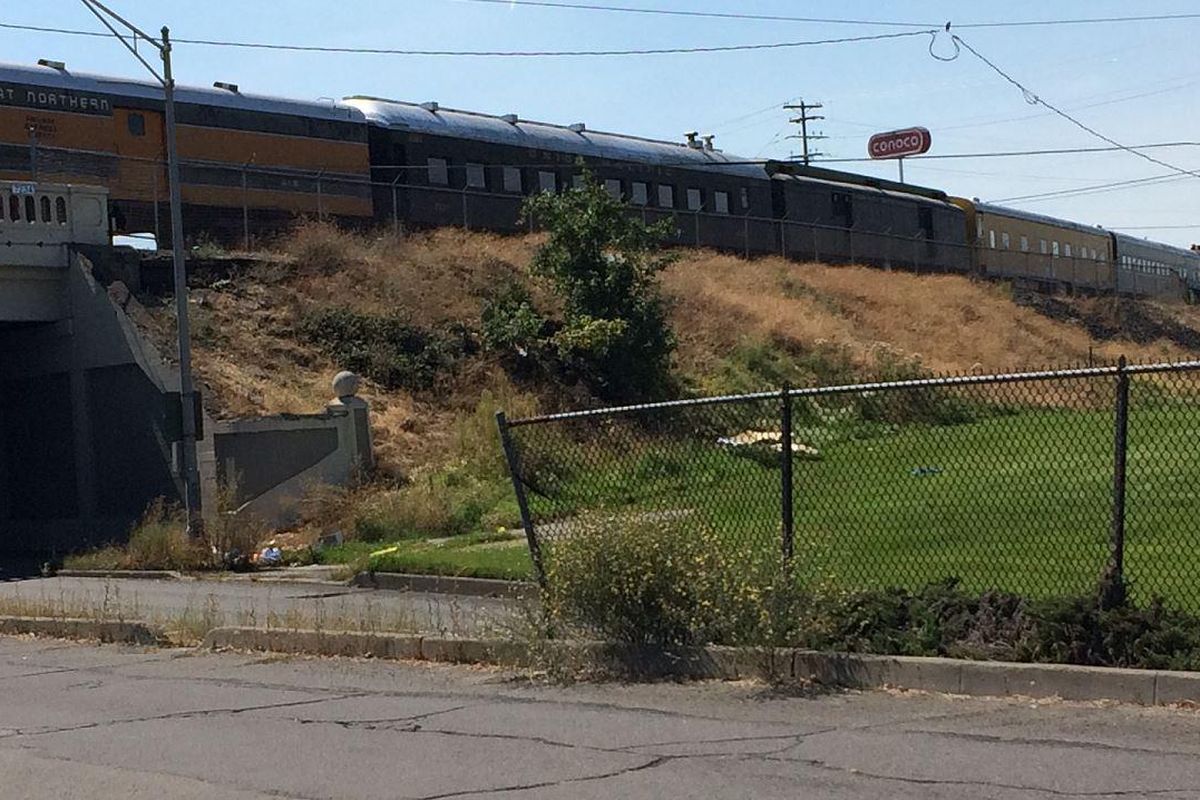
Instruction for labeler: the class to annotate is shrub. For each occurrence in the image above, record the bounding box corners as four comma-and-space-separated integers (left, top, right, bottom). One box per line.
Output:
121, 500, 209, 571
541, 518, 801, 648
283, 220, 357, 275
480, 282, 548, 356
522, 169, 677, 400
299, 307, 470, 390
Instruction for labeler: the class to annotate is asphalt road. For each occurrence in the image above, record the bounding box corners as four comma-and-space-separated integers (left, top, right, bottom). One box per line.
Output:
0, 576, 513, 636
2, 637, 1200, 799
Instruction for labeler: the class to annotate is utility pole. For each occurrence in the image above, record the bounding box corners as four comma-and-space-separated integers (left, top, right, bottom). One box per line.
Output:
784, 100, 826, 166
81, 1, 203, 536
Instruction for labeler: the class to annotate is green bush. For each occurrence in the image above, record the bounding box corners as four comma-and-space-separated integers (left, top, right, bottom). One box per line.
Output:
542, 518, 802, 648
299, 307, 471, 390
522, 169, 677, 400
480, 282, 548, 356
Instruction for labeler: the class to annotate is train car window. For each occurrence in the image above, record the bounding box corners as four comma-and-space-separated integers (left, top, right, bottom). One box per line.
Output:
1040, 239, 1048, 254
427, 157, 449, 185
631, 182, 648, 205
918, 207, 934, 238
7, 195, 18, 221
538, 171, 557, 193
988, 230, 996, 249
466, 163, 486, 189
24, 196, 36, 223
658, 185, 675, 208
686, 188, 703, 211
1020, 235, 1029, 252
740, 187, 749, 210
604, 179, 623, 199
1001, 232, 1011, 250
127, 113, 146, 137
572, 174, 587, 190
831, 192, 854, 228
715, 191, 730, 214
1052, 241, 1060, 257
976, 217, 984, 241
40, 196, 52, 223
1064, 243, 1072, 258
503, 167, 522, 193
55, 196, 68, 224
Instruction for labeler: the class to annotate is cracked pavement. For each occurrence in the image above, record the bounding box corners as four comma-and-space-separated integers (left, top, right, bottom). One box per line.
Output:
2, 637, 1200, 799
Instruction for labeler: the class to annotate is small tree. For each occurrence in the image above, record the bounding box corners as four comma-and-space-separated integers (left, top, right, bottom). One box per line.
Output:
522, 170, 677, 399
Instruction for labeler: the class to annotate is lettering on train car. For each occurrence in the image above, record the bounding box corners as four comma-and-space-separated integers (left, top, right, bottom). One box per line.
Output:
0, 83, 112, 115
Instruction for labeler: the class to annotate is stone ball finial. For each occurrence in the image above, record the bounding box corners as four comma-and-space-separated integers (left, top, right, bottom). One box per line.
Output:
332, 370, 361, 399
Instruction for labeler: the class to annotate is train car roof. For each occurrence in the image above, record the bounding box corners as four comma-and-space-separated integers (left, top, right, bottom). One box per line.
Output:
343, 96, 768, 179
1111, 231, 1200, 262
772, 172, 962, 209
0, 61, 365, 122
969, 201, 1109, 238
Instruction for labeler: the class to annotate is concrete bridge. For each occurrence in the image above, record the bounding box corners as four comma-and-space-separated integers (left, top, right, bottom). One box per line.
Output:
1, 182, 371, 560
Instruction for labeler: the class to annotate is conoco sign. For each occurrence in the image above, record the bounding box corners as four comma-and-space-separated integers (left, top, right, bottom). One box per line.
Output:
868, 127, 932, 159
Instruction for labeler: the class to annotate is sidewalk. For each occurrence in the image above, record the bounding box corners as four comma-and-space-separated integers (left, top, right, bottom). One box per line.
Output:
0, 575, 515, 637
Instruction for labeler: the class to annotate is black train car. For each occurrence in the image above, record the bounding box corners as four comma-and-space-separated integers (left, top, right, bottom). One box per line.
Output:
1111, 232, 1195, 301
343, 96, 776, 252
769, 162, 969, 273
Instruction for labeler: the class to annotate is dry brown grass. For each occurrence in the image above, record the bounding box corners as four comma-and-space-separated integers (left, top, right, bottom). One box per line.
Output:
664, 252, 1192, 378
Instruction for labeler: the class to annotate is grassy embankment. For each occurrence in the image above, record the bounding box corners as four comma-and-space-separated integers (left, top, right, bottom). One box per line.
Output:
96, 222, 1200, 583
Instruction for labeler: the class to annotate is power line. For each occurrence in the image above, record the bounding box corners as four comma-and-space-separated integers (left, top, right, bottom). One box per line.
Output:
950, 34, 1200, 185
815, 142, 1200, 164
992, 174, 1189, 204
454, 1, 1200, 30
453, 0, 934, 27
0, 21, 935, 57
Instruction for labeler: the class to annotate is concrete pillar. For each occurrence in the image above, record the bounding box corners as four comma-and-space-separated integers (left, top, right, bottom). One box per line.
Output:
327, 370, 374, 472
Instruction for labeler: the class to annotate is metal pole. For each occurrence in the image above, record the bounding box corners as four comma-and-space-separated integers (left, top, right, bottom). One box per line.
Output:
27, 124, 37, 180
161, 27, 203, 535
495, 411, 546, 588
152, 168, 160, 247
391, 175, 401, 235
898, 156, 905, 184
780, 387, 795, 562
316, 172, 324, 220
241, 165, 249, 251
1105, 355, 1130, 607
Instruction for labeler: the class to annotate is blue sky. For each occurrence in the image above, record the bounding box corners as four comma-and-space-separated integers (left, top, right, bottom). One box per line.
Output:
4, 1, 1199, 246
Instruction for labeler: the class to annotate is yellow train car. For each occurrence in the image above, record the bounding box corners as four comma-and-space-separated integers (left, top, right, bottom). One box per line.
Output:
1, 61, 372, 240
951, 198, 1115, 293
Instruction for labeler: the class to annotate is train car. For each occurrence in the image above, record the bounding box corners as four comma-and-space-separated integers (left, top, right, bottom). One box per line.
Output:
952, 200, 1115, 293
769, 163, 969, 272
341, 96, 776, 252
1, 61, 372, 240
1110, 233, 1194, 301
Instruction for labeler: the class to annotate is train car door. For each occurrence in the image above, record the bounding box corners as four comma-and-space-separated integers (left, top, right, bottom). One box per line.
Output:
111, 106, 166, 233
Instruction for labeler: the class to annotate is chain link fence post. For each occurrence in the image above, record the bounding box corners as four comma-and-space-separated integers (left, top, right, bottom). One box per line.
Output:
780, 386, 795, 563
496, 411, 547, 588
1103, 355, 1130, 607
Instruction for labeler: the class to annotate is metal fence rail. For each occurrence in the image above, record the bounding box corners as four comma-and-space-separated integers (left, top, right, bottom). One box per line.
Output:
498, 359, 1200, 609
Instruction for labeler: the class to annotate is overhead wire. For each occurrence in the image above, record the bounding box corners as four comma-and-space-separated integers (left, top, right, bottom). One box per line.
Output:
949, 33, 1200, 185
0, 21, 935, 57
453, 1, 1200, 30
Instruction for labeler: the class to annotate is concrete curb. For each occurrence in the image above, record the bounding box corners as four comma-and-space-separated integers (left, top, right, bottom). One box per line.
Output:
0, 616, 160, 645
198, 627, 1200, 706
348, 572, 535, 599
55, 569, 186, 580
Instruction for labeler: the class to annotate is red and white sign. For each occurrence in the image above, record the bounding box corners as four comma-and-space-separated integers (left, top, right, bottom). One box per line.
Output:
868, 127, 931, 160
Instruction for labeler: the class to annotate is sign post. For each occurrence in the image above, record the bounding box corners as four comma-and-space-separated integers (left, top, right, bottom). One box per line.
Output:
868, 127, 931, 183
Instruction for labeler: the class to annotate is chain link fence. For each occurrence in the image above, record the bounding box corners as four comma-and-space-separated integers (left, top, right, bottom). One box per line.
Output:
498, 359, 1200, 610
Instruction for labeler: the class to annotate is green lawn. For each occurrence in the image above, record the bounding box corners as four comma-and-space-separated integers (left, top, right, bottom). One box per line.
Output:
317, 530, 534, 581
520, 402, 1200, 609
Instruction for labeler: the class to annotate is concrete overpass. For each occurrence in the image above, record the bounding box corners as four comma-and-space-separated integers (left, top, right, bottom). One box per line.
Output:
0, 183, 182, 555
